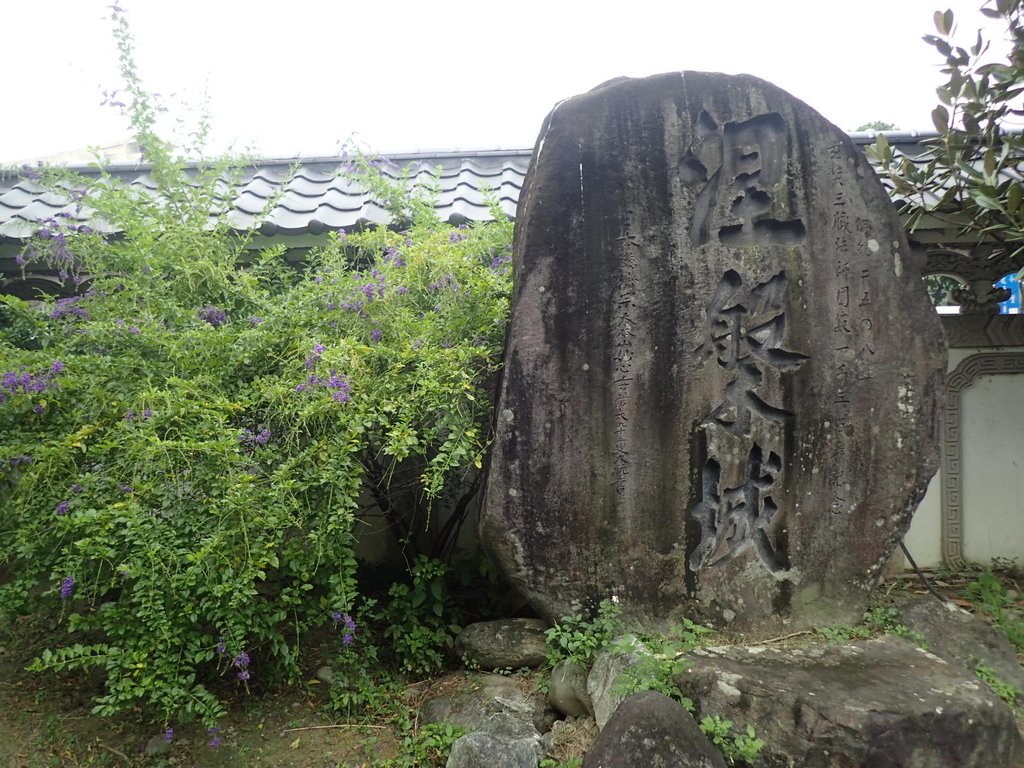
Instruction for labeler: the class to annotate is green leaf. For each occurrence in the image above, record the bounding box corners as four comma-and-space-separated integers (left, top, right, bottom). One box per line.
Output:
933, 9, 954, 36
1007, 182, 1022, 214
931, 106, 950, 134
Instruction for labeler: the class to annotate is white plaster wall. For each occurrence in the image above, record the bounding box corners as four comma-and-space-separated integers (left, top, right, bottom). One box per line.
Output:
904, 472, 942, 566
961, 369, 1024, 562
903, 347, 1024, 568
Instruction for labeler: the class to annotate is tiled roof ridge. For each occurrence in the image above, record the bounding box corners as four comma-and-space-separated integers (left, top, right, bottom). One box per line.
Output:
0, 134, 981, 243
2, 147, 537, 177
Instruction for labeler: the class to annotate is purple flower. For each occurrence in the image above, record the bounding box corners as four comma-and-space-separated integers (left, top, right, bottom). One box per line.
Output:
33, 404, 45, 414
59, 575, 75, 600
70, 483, 83, 494
332, 611, 356, 642
207, 726, 222, 748
198, 306, 227, 328
396, 286, 408, 294
50, 360, 64, 374
254, 428, 271, 445
247, 316, 264, 326
237, 669, 250, 682
55, 500, 69, 515
119, 484, 133, 494
232, 651, 250, 669
124, 409, 135, 420
164, 727, 174, 743
370, 328, 382, 342
215, 636, 226, 655
143, 407, 153, 419
128, 325, 139, 334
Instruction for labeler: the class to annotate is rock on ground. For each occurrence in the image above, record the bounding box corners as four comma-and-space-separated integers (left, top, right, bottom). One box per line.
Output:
421, 673, 555, 736
587, 637, 648, 730
446, 712, 545, 768
455, 618, 549, 671
675, 635, 1023, 768
583, 691, 727, 768
897, 595, 1024, 694
549, 659, 593, 718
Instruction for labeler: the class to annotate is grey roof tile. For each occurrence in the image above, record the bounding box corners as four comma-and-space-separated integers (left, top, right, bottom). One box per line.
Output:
0, 140, 951, 243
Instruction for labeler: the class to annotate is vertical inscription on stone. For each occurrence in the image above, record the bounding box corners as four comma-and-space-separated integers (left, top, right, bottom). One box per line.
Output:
689, 269, 808, 573
612, 238, 641, 496
825, 142, 879, 514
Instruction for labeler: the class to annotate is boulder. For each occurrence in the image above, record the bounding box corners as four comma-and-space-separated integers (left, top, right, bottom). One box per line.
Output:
446, 713, 545, 768
583, 691, 727, 768
480, 71, 945, 632
420, 673, 555, 736
549, 659, 594, 718
897, 596, 1024, 694
455, 618, 549, 671
587, 636, 649, 730
675, 635, 1023, 767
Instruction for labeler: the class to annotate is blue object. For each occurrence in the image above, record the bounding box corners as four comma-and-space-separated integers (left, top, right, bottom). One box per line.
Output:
997, 273, 1022, 314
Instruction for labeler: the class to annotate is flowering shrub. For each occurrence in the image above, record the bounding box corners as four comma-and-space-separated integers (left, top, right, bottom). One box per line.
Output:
0, 6, 511, 729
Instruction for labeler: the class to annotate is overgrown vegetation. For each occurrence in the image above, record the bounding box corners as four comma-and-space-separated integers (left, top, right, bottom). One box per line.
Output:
0, 3, 510, 741
543, 599, 765, 767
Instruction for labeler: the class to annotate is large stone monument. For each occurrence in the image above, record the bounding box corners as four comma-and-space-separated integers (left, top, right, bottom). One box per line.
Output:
480, 72, 946, 631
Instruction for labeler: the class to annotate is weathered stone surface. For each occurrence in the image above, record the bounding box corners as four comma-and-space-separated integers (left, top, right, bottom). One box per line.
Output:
455, 618, 549, 671
446, 713, 545, 768
583, 691, 728, 768
676, 635, 1024, 768
587, 637, 648, 730
480, 71, 945, 630
420, 673, 555, 735
898, 596, 1024, 693
549, 659, 593, 718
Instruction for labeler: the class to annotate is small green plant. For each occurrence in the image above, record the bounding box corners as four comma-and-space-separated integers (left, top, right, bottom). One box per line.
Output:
699, 715, 766, 767
964, 565, 1024, 651
376, 721, 463, 767
814, 622, 871, 643
814, 605, 927, 647
611, 618, 712, 708
863, 604, 929, 646
545, 597, 624, 668
974, 661, 1022, 712
378, 556, 460, 676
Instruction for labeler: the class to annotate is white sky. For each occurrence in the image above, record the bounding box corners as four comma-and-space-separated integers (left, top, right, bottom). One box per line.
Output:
3, 0, 1009, 163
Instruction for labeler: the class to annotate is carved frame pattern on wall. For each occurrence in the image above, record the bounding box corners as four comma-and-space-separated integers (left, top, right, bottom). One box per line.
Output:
941, 351, 1024, 566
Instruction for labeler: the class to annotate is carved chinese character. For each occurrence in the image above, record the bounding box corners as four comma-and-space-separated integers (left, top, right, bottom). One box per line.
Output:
689, 444, 787, 573
696, 270, 809, 435
688, 113, 806, 247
